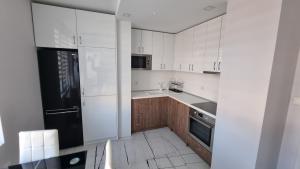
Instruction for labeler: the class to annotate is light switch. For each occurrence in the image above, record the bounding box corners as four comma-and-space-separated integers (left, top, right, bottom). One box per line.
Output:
293, 97, 300, 106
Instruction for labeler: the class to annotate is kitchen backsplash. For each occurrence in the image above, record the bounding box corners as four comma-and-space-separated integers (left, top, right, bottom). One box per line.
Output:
132, 70, 220, 102
132, 70, 173, 91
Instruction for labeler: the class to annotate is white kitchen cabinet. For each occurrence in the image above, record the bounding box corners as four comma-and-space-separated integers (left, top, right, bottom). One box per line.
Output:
163, 33, 175, 70
218, 15, 226, 72
76, 10, 116, 48
193, 22, 208, 73
174, 32, 188, 71
131, 29, 153, 55
81, 95, 117, 143
142, 30, 153, 55
79, 47, 117, 96
174, 29, 193, 72
152, 32, 164, 70
202, 16, 222, 72
152, 32, 175, 71
183, 28, 195, 72
131, 29, 142, 54
32, 3, 77, 49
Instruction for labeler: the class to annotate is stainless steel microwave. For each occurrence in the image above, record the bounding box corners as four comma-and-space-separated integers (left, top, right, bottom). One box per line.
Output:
131, 55, 152, 70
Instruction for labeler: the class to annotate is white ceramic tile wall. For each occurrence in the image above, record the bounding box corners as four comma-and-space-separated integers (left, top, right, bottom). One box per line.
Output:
131, 70, 173, 91
173, 72, 220, 102
131, 70, 220, 102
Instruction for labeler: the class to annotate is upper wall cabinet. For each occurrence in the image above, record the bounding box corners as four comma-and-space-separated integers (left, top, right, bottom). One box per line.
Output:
32, 3, 116, 49
131, 29, 153, 55
76, 10, 116, 48
174, 15, 225, 74
32, 3, 77, 49
218, 15, 226, 72
163, 33, 175, 71
174, 32, 186, 71
152, 32, 164, 70
202, 16, 222, 72
152, 32, 175, 71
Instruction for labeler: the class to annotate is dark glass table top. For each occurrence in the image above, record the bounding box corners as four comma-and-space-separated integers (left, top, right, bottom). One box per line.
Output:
9, 151, 87, 169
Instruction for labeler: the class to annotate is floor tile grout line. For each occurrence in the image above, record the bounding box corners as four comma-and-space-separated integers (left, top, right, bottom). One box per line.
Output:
97, 144, 105, 169
123, 142, 130, 165
94, 144, 98, 169
143, 132, 156, 158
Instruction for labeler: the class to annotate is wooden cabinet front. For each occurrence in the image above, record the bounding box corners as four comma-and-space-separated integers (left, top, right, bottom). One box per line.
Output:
175, 102, 189, 143
187, 135, 212, 164
132, 98, 149, 132
167, 99, 189, 143
132, 97, 169, 132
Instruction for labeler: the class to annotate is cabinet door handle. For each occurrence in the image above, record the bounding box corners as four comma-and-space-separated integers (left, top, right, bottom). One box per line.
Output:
180, 64, 182, 71
213, 62, 216, 71
73, 35, 76, 44
188, 64, 190, 71
192, 64, 194, 71
161, 64, 162, 69
218, 62, 221, 71
79, 36, 82, 44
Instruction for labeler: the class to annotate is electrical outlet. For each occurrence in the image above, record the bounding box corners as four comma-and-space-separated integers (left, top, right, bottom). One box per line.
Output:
293, 97, 300, 106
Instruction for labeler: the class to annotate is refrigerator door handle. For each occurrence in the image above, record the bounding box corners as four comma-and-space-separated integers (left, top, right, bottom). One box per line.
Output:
45, 110, 79, 115
45, 107, 79, 115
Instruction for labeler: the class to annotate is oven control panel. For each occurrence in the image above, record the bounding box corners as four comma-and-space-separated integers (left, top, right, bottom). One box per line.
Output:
189, 108, 215, 125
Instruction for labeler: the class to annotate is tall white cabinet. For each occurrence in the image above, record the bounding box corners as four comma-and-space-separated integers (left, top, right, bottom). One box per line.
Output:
32, 3, 118, 144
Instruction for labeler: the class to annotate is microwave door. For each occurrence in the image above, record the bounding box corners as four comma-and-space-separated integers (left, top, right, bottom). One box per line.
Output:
132, 56, 146, 69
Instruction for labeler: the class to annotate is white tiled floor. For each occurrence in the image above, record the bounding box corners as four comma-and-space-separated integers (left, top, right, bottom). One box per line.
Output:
60, 128, 210, 169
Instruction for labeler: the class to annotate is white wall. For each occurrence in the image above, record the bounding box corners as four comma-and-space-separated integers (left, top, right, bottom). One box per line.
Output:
256, 0, 300, 167
0, 0, 44, 167
211, 0, 283, 168
117, 20, 132, 138
277, 50, 300, 169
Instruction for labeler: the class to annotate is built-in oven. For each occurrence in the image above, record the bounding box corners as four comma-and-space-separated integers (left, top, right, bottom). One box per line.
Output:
189, 108, 215, 152
131, 54, 152, 70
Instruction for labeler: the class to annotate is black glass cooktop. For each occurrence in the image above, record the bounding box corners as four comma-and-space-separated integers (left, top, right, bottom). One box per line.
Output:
192, 102, 217, 115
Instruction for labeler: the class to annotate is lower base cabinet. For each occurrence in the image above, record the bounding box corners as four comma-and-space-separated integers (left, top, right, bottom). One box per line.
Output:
168, 99, 189, 143
187, 135, 212, 164
132, 97, 168, 132
132, 96, 212, 165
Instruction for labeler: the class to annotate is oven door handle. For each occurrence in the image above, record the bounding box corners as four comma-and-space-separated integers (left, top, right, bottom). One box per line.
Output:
190, 116, 214, 129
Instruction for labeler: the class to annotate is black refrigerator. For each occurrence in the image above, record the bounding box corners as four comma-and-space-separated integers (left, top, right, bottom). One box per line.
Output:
37, 48, 84, 149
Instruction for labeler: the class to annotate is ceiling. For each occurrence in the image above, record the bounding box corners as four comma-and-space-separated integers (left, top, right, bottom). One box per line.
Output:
117, 0, 227, 33
33, 0, 118, 14
33, 0, 227, 33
